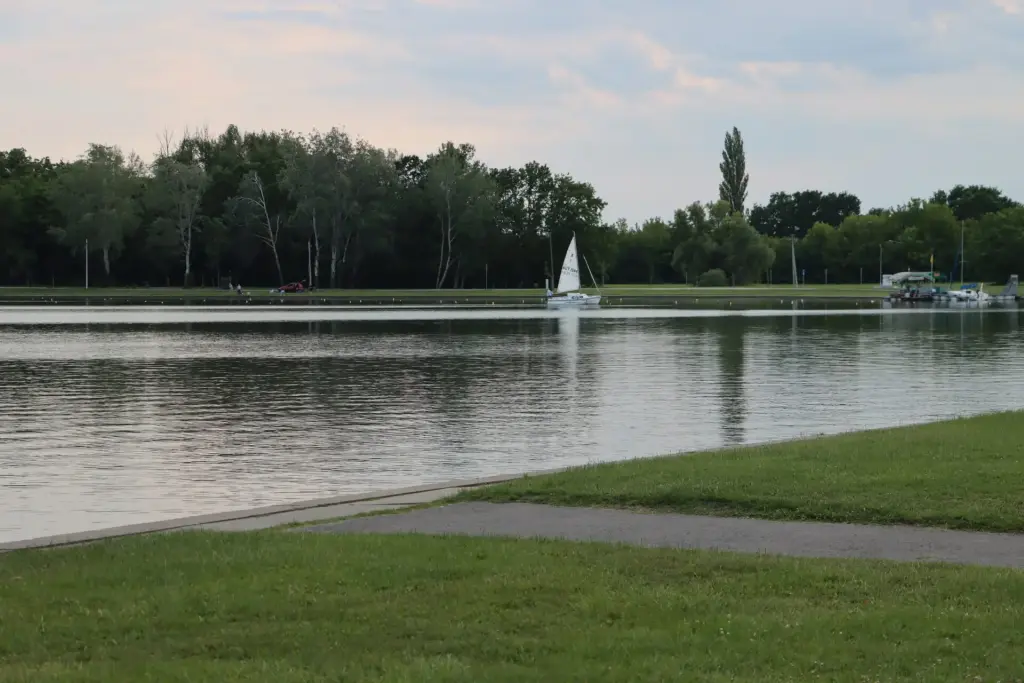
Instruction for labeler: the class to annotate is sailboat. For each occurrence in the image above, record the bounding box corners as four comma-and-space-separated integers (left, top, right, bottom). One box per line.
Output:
547, 233, 601, 308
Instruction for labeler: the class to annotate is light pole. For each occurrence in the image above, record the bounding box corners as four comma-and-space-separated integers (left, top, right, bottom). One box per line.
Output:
878, 243, 883, 285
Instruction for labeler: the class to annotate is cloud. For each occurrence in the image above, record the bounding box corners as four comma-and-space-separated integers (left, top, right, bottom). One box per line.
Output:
1, 0, 1023, 222
992, 0, 1021, 14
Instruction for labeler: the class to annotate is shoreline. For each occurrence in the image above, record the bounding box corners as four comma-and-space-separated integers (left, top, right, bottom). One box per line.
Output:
0, 285, 899, 307
2, 293, 1015, 308
0, 468, 573, 552
1, 415, 1010, 551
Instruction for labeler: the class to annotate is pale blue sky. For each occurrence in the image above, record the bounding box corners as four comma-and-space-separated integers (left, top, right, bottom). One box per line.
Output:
1, 0, 1022, 223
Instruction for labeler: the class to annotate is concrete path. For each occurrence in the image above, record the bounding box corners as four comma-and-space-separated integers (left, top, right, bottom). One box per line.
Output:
0, 478, 512, 551
304, 502, 1024, 568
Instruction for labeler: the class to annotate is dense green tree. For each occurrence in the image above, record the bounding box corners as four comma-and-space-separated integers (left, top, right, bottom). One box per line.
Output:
965, 208, 1024, 282
796, 222, 841, 282
48, 144, 144, 281
0, 149, 58, 285
147, 153, 208, 287
634, 218, 672, 284
712, 202, 775, 285
749, 190, 861, 239
670, 202, 717, 284
891, 200, 959, 273
718, 127, 749, 214
835, 213, 899, 283
931, 184, 1017, 223
424, 142, 494, 288
1, 124, 1022, 289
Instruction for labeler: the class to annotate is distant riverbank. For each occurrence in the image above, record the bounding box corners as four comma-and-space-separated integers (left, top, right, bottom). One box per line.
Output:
0, 284, 893, 306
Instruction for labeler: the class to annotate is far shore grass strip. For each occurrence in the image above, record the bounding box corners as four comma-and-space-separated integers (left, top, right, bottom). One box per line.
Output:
0, 283, 892, 299
3, 532, 1024, 681
456, 412, 1024, 532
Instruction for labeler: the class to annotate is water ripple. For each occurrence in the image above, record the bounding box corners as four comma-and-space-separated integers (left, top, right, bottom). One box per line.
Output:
0, 307, 1022, 542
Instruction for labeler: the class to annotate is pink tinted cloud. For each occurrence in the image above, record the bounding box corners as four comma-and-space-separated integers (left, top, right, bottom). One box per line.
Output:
991, 0, 1021, 14
2, 0, 1023, 222
0, 0, 583, 163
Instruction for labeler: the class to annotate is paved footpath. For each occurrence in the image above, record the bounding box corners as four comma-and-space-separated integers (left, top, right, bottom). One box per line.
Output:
303, 501, 1024, 568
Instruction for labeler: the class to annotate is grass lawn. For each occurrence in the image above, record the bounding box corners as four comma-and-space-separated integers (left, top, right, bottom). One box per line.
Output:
0, 284, 890, 300
3, 532, 1024, 682
456, 412, 1024, 532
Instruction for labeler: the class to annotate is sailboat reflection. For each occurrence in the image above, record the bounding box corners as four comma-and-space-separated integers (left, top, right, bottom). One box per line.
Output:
557, 311, 580, 383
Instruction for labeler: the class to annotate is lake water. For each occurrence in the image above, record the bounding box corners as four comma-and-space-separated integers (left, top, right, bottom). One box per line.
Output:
1, 304, 1022, 543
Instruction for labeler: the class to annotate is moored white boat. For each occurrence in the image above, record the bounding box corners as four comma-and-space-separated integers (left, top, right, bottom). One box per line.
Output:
546, 233, 602, 309
547, 291, 602, 307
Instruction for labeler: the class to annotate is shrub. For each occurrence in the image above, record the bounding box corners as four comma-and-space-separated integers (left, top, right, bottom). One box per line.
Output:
697, 268, 729, 287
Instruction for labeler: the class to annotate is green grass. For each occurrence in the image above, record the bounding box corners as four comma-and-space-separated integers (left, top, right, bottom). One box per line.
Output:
456, 412, 1024, 532
0, 284, 891, 300
3, 532, 1024, 682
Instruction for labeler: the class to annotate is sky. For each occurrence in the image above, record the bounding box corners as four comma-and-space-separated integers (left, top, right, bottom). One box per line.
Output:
1, 0, 1022, 224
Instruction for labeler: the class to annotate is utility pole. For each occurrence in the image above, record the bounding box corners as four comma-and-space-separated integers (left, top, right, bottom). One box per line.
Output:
878, 243, 883, 285
85, 238, 89, 289
790, 236, 798, 286
960, 221, 965, 284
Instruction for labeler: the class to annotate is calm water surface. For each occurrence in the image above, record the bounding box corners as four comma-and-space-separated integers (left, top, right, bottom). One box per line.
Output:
1, 305, 1022, 543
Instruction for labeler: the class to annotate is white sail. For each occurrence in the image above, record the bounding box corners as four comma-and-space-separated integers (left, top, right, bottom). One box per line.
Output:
555, 234, 581, 294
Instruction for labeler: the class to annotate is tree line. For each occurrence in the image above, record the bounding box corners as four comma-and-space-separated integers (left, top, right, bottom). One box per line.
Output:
1, 124, 1021, 289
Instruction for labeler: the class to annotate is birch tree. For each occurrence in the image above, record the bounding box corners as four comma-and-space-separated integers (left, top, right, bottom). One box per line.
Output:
234, 170, 284, 284
281, 130, 341, 288
424, 142, 492, 288
344, 140, 398, 284
314, 128, 355, 288
48, 143, 142, 280
149, 131, 208, 286
280, 132, 315, 286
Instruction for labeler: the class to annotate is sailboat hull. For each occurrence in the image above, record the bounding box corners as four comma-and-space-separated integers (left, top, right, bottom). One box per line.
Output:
546, 294, 601, 308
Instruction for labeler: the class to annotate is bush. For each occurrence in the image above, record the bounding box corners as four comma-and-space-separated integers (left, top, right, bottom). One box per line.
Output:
697, 269, 729, 287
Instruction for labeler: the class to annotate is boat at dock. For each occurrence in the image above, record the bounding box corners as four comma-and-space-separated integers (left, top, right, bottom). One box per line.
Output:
886, 273, 1018, 304
886, 272, 939, 302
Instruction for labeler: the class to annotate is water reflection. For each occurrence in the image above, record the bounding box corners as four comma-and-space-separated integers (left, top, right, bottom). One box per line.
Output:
0, 306, 1022, 542
716, 319, 746, 446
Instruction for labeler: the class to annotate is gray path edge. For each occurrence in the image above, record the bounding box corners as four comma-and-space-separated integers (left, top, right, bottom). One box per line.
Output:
0, 469, 563, 552
1, 432, 834, 551
303, 501, 1024, 568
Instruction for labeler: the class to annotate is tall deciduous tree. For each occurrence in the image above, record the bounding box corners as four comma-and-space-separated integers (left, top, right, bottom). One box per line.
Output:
148, 132, 208, 286
670, 202, 717, 283
5, 123, 1024, 290
424, 142, 493, 288
749, 190, 861, 239
232, 170, 285, 285
711, 201, 774, 285
718, 127, 749, 214
48, 144, 143, 280
280, 131, 325, 288
932, 184, 1017, 222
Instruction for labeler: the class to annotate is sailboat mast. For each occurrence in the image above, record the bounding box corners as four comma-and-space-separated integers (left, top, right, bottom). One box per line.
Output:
548, 230, 555, 288
582, 253, 601, 294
